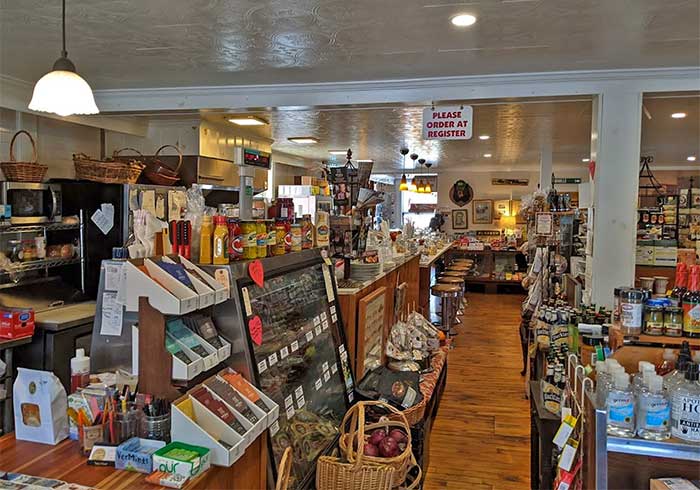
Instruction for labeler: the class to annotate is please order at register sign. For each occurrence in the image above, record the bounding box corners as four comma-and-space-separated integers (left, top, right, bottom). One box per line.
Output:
422, 105, 473, 140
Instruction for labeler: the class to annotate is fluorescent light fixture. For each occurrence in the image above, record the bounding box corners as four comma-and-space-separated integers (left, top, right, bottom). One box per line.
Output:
287, 137, 319, 144
451, 14, 477, 26
688, 155, 697, 161
328, 150, 347, 155
356, 159, 374, 163
582, 158, 590, 162
228, 115, 267, 126
478, 135, 490, 140
671, 112, 687, 119
483, 153, 492, 158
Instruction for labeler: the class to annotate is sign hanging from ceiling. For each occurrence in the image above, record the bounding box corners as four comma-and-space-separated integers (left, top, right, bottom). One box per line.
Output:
422, 105, 473, 140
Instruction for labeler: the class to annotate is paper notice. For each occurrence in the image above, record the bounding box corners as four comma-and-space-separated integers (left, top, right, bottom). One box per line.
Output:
100, 292, 123, 336
322, 267, 335, 302
241, 287, 252, 316
115, 264, 128, 305
141, 190, 156, 216
104, 263, 122, 291
91, 209, 113, 235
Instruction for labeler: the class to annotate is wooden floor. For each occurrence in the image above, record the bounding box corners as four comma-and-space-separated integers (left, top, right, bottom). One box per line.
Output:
424, 293, 530, 490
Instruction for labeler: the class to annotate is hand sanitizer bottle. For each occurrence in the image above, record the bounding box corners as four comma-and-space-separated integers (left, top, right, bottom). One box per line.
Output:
671, 362, 700, 442
607, 371, 636, 437
632, 361, 655, 394
637, 374, 671, 440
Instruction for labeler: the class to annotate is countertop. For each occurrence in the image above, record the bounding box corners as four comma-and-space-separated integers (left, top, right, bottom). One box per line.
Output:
337, 253, 420, 295
34, 302, 96, 332
0, 336, 32, 351
419, 243, 453, 268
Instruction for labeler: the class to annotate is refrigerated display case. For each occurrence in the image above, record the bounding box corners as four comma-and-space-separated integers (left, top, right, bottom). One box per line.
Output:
209, 249, 354, 489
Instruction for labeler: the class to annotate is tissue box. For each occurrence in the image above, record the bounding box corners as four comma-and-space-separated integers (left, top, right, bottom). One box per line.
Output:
116, 437, 166, 473
153, 442, 210, 479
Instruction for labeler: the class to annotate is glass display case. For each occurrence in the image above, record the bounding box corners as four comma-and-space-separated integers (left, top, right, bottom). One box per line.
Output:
210, 250, 354, 490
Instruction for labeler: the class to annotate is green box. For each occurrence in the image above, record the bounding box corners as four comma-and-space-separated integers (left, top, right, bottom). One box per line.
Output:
153, 441, 211, 479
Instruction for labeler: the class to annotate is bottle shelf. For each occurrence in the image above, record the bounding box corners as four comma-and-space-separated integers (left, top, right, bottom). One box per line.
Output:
0, 256, 81, 274
0, 222, 80, 234
607, 436, 700, 462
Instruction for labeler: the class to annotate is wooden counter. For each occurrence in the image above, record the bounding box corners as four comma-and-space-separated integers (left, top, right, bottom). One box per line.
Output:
337, 254, 419, 378
0, 433, 267, 489
418, 244, 453, 313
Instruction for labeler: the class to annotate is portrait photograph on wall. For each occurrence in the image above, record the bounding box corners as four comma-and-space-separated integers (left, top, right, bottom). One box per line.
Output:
473, 199, 494, 224
451, 209, 468, 229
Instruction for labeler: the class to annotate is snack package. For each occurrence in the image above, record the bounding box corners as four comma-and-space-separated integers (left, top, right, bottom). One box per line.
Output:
13, 368, 68, 445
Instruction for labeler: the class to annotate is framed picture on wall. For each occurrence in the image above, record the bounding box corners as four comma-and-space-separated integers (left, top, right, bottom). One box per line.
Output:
473, 199, 493, 224
452, 209, 468, 229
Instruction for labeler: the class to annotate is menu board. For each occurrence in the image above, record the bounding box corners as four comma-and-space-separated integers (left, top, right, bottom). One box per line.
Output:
239, 262, 352, 489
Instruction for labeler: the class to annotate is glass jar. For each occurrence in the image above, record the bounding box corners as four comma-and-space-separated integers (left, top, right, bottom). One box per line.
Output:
7, 239, 22, 262
613, 287, 625, 323
664, 306, 683, 337
620, 288, 644, 335
644, 304, 664, 335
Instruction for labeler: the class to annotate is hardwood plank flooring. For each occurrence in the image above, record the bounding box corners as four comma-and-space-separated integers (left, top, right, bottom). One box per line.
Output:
424, 293, 530, 490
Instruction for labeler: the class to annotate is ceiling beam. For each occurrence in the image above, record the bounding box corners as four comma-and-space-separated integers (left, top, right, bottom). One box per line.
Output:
90, 67, 700, 113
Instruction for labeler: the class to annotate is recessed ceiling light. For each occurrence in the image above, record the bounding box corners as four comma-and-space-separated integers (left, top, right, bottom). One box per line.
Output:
478, 135, 490, 140
582, 158, 590, 162
328, 150, 347, 155
688, 155, 697, 161
228, 115, 267, 126
671, 112, 687, 119
288, 137, 319, 144
451, 14, 477, 27
483, 153, 492, 158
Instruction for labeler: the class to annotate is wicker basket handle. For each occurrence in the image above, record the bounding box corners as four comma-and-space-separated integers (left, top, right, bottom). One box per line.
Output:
112, 147, 144, 159
153, 144, 183, 173
275, 447, 293, 490
401, 453, 422, 490
9, 130, 38, 164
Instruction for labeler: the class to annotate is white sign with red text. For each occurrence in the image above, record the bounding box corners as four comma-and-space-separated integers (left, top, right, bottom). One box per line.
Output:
422, 106, 473, 140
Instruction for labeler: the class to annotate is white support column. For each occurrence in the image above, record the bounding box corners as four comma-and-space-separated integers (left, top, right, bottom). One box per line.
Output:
539, 140, 553, 191
590, 90, 643, 306
239, 165, 255, 220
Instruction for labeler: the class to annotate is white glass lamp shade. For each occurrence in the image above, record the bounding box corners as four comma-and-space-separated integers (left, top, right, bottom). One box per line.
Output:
29, 69, 99, 117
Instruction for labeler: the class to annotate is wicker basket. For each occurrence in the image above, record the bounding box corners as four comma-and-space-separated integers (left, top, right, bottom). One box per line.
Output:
316, 454, 396, 490
1, 130, 48, 182
275, 447, 293, 490
143, 144, 182, 186
73, 148, 145, 184
339, 400, 419, 487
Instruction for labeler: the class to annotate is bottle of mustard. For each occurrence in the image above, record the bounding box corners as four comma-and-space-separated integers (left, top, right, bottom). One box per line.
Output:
199, 215, 213, 264
212, 215, 229, 265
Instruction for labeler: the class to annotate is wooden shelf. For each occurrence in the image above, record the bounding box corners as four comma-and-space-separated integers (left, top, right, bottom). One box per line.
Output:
609, 324, 700, 349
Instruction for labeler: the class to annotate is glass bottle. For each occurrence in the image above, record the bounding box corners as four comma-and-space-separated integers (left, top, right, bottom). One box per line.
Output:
607, 371, 636, 438
682, 265, 700, 338
657, 348, 676, 376
669, 263, 688, 307
637, 374, 671, 441
664, 355, 691, 391
670, 363, 700, 443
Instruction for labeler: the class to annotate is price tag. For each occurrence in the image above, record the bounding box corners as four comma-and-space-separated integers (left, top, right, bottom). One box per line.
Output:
324, 371, 331, 382
315, 325, 322, 336
306, 331, 314, 342
296, 394, 305, 409
323, 257, 332, 266
340, 350, 348, 361
257, 359, 267, 374
284, 395, 293, 409
322, 320, 329, 331
322, 361, 329, 372
322, 267, 335, 302
268, 353, 278, 367
294, 386, 304, 399
270, 420, 280, 436
348, 391, 354, 402
321, 312, 327, 321
286, 405, 295, 419
290, 341, 299, 353
330, 305, 336, 314
313, 316, 321, 326
315, 379, 323, 391
339, 344, 346, 354
241, 287, 252, 316
553, 415, 578, 449
331, 363, 338, 375
331, 314, 338, 323
280, 346, 289, 359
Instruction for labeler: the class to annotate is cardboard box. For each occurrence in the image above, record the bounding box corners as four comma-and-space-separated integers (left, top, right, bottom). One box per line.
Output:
153, 441, 211, 479
116, 437, 166, 473
636, 241, 655, 266
650, 478, 700, 490
0, 307, 34, 339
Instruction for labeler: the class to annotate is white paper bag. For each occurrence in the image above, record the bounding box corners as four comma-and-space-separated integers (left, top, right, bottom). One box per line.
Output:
14, 368, 69, 445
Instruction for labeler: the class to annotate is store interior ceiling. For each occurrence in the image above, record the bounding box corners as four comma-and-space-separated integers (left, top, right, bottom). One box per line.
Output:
1, 0, 698, 89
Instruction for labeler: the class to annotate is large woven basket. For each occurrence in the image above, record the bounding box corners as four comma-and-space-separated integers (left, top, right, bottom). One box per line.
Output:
338, 400, 420, 488
1, 130, 48, 182
143, 144, 182, 186
316, 454, 396, 490
73, 148, 145, 184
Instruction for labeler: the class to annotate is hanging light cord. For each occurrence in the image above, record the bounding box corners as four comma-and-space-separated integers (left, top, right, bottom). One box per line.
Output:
61, 0, 67, 58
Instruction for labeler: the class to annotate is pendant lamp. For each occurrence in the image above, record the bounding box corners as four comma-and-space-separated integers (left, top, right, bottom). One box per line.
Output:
28, 0, 99, 117
417, 179, 426, 193
424, 180, 432, 193
398, 148, 409, 191
409, 176, 418, 192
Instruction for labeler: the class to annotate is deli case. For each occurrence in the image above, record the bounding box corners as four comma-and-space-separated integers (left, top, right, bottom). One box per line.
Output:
209, 249, 354, 489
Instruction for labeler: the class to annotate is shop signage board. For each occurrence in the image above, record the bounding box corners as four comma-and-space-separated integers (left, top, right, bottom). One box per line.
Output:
553, 177, 582, 184
536, 212, 554, 236
243, 148, 271, 169
422, 106, 473, 140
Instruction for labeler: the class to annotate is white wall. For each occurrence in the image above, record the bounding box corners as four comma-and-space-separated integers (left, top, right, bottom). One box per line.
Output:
437, 168, 589, 233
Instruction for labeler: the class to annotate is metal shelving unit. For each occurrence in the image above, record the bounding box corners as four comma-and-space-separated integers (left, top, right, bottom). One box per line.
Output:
0, 222, 80, 234
0, 256, 81, 274
607, 436, 700, 462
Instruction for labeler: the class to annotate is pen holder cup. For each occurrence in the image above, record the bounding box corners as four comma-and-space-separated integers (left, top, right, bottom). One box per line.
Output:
80, 424, 104, 455
139, 413, 171, 443
111, 407, 141, 445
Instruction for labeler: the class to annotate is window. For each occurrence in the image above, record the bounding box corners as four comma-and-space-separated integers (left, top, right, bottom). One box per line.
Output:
401, 176, 438, 229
